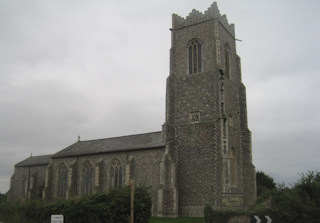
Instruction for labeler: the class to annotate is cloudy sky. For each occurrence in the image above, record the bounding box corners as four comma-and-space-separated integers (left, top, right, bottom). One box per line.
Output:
1, 0, 319, 194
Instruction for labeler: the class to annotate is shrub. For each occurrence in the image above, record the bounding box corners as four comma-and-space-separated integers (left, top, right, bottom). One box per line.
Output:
0, 185, 151, 223
256, 170, 276, 197
250, 170, 320, 223
203, 204, 214, 223
203, 204, 246, 223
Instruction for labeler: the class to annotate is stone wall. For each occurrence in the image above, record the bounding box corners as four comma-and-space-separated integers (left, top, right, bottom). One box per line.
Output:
45, 148, 164, 214
8, 165, 47, 201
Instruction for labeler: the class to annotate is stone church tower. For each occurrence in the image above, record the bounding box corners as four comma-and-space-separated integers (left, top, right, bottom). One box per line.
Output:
158, 2, 256, 217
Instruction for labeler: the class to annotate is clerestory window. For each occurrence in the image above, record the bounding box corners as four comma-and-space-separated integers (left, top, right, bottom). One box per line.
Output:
110, 159, 122, 189
188, 39, 202, 74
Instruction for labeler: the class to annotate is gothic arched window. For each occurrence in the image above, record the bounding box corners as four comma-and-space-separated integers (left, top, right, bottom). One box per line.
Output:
21, 175, 28, 198
81, 160, 94, 196
57, 163, 68, 199
225, 43, 230, 79
188, 39, 202, 74
110, 159, 122, 189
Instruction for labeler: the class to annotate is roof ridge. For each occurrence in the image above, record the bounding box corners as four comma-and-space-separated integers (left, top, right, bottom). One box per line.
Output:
79, 131, 162, 143
28, 154, 52, 158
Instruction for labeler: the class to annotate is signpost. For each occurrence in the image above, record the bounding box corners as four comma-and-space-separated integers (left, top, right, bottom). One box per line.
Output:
129, 179, 134, 223
51, 215, 63, 223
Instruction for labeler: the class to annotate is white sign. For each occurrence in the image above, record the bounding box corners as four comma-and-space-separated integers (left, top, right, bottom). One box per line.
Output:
253, 215, 272, 223
253, 216, 261, 223
265, 216, 272, 223
51, 215, 64, 223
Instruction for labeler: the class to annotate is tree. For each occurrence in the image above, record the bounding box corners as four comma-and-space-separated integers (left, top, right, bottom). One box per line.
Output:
294, 170, 320, 207
256, 170, 276, 197
0, 193, 6, 203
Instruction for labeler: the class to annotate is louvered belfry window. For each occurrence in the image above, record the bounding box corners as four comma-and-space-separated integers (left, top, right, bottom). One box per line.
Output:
188, 39, 202, 74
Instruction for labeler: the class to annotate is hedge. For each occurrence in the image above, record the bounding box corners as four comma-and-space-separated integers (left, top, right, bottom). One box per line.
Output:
0, 185, 151, 223
204, 204, 246, 223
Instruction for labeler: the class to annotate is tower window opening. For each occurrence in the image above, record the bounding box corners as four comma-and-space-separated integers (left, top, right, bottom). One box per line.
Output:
188, 39, 202, 74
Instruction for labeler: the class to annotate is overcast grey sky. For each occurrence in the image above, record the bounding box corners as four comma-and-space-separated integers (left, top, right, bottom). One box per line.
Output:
1, 0, 319, 194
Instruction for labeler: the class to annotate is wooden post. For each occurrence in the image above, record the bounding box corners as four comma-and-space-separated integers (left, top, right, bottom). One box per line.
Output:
130, 179, 134, 223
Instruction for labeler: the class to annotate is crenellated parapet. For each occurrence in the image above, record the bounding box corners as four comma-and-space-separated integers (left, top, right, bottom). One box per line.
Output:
172, 2, 235, 37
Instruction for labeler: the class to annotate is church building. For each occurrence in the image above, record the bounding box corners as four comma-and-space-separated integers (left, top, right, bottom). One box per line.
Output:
8, 2, 256, 217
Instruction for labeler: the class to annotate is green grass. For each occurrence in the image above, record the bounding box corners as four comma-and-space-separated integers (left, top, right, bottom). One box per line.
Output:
150, 217, 204, 223
0, 215, 205, 223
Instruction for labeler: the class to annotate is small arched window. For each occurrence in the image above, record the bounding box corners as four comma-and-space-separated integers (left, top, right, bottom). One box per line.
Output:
110, 159, 122, 189
188, 39, 202, 74
81, 160, 94, 196
57, 163, 68, 199
225, 43, 230, 78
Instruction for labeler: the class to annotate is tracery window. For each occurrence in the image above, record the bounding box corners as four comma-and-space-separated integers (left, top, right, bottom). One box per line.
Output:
57, 163, 68, 199
81, 160, 94, 196
188, 39, 202, 74
110, 159, 122, 189
225, 43, 230, 78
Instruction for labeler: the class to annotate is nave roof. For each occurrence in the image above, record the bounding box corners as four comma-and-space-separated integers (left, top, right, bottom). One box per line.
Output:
15, 154, 51, 167
52, 131, 164, 158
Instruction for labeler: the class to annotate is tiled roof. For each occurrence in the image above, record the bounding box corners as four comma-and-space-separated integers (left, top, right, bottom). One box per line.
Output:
15, 155, 51, 167
52, 131, 164, 158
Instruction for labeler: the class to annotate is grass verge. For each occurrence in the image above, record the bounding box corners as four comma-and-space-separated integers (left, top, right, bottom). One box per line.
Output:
150, 217, 204, 223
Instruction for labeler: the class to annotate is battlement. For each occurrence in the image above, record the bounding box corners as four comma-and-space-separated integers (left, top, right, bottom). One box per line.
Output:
172, 2, 235, 37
